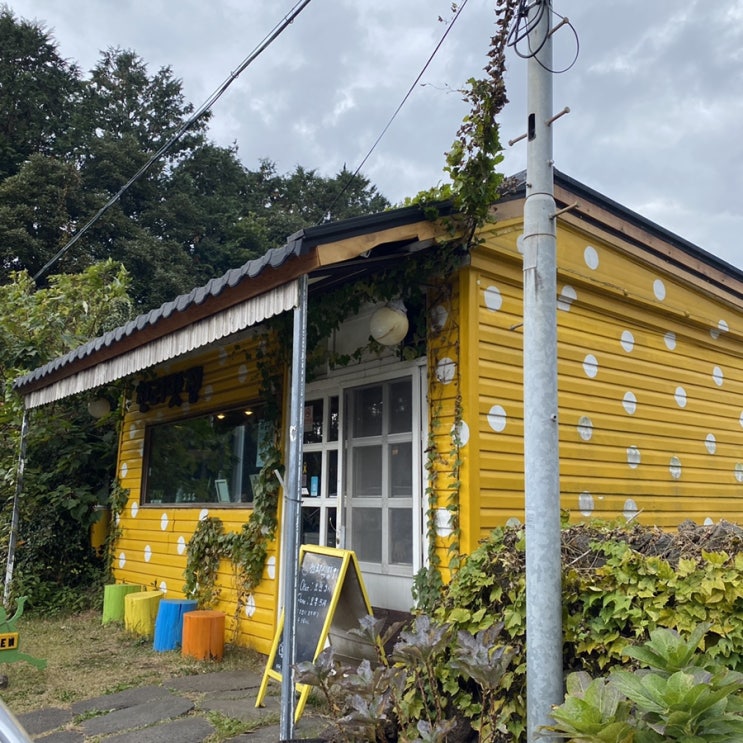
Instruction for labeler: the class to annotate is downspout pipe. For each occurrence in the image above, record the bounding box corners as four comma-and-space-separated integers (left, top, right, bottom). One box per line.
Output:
522, 1, 563, 740
279, 272, 308, 740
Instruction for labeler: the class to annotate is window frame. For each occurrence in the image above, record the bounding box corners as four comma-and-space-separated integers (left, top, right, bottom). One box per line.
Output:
141, 403, 268, 508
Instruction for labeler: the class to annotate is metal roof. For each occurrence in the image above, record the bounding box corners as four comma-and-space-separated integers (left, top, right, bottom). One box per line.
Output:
13, 202, 444, 404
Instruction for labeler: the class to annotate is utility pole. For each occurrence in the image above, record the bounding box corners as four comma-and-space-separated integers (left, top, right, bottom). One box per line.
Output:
522, 1, 563, 740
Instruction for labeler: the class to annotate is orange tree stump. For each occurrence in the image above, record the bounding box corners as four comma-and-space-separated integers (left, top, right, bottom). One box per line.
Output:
102, 584, 144, 625
124, 590, 163, 638
182, 610, 225, 661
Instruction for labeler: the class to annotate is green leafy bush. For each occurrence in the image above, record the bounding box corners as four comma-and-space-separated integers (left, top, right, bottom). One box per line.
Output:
549, 624, 743, 741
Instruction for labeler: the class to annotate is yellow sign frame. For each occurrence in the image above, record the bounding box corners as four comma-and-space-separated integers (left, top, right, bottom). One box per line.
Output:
256, 545, 376, 721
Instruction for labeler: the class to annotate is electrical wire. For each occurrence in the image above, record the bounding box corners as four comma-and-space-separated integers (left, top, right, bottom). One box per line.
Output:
507, 0, 579, 74
34, 0, 314, 283
318, 0, 470, 223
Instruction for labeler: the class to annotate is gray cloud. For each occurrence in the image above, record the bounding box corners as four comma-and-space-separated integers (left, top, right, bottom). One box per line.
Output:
7, 0, 743, 270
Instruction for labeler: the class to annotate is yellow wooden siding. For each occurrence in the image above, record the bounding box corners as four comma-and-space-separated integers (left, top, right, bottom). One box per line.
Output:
468, 216, 743, 539
112, 339, 280, 654
425, 280, 464, 578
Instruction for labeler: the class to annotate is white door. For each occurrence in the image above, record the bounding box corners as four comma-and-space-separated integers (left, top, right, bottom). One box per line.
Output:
302, 364, 425, 611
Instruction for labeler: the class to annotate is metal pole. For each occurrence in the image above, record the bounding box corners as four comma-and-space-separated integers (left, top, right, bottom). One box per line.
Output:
522, 2, 562, 740
280, 274, 308, 741
4, 408, 29, 607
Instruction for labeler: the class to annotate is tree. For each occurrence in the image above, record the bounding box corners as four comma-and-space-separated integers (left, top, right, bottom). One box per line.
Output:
0, 261, 133, 613
0, 7, 81, 179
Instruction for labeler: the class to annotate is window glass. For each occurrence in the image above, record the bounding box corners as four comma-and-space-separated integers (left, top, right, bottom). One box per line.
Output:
144, 406, 270, 505
352, 385, 383, 437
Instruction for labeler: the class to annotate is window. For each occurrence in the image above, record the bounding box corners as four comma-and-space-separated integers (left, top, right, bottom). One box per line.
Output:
143, 406, 270, 505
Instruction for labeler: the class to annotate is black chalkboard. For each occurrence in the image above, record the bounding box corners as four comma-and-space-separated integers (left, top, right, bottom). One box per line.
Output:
257, 546, 376, 721
271, 550, 343, 672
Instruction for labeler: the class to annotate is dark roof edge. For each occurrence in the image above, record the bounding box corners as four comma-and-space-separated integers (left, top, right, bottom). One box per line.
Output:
553, 169, 743, 283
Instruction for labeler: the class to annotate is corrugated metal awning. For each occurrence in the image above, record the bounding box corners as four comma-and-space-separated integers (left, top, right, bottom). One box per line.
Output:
21, 282, 298, 409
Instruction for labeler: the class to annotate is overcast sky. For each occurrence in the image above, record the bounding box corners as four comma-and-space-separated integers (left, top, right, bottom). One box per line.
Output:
8, 0, 743, 271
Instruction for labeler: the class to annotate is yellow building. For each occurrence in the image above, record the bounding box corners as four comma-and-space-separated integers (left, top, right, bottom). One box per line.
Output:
15, 172, 743, 654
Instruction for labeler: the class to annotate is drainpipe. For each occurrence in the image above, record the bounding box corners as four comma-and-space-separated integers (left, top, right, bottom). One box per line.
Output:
4, 408, 29, 607
279, 273, 308, 741
522, 1, 563, 740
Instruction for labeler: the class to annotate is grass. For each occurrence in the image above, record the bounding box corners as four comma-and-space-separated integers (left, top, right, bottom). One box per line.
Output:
0, 610, 267, 715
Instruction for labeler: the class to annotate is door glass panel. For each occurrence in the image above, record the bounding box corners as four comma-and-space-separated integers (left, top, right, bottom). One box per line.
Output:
302, 451, 322, 497
353, 385, 383, 437
326, 507, 337, 547
327, 450, 338, 498
389, 442, 412, 497
328, 396, 339, 442
353, 445, 382, 496
389, 380, 412, 433
352, 507, 382, 562
301, 506, 321, 545
389, 508, 413, 564
303, 399, 324, 443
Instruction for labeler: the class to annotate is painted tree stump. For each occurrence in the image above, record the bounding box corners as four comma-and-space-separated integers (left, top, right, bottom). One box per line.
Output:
153, 599, 198, 652
102, 583, 145, 624
124, 590, 163, 637
182, 610, 225, 661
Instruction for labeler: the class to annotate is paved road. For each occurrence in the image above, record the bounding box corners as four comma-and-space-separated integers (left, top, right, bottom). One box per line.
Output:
16, 670, 328, 742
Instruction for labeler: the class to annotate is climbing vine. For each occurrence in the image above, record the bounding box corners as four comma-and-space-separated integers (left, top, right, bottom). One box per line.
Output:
183, 2, 515, 615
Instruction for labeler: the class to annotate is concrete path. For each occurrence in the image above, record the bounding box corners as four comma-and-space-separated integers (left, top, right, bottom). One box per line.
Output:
15, 670, 329, 742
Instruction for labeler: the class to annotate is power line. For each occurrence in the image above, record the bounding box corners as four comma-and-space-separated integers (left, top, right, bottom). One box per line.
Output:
34, 0, 314, 283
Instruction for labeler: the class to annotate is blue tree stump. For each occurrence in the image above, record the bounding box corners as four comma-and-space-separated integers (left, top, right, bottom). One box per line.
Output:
153, 599, 198, 652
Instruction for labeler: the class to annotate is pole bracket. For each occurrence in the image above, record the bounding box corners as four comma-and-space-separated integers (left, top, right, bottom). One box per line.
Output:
550, 202, 579, 220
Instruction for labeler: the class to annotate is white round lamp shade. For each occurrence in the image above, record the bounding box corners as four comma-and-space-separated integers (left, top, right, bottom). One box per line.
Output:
370, 303, 408, 345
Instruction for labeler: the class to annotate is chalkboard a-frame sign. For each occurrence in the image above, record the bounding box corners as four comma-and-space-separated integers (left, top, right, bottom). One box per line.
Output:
256, 545, 377, 721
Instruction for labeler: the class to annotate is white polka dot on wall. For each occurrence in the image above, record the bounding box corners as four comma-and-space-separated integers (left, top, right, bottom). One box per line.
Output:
118, 552, 126, 569
627, 446, 641, 469
159, 581, 167, 593
204, 384, 213, 402
487, 405, 507, 433
219, 348, 228, 366
577, 416, 593, 441
238, 364, 248, 383
735, 463, 743, 483
622, 391, 637, 415
435, 358, 456, 384
130, 501, 139, 518
620, 330, 635, 353
710, 319, 729, 340
582, 354, 599, 378
160, 513, 169, 530
144, 545, 152, 562
623, 499, 639, 520
653, 279, 666, 301
245, 594, 256, 618
129, 423, 137, 440
674, 386, 687, 408
199, 508, 209, 521
484, 285, 503, 311
704, 517, 714, 526
120, 461, 128, 479
267, 556, 276, 580
451, 420, 470, 446
669, 456, 682, 480
177, 536, 187, 555
664, 331, 676, 350
705, 434, 717, 455
584, 245, 599, 270
712, 366, 724, 386
430, 304, 448, 332
578, 491, 594, 516
557, 285, 577, 311
739, 411, 743, 429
